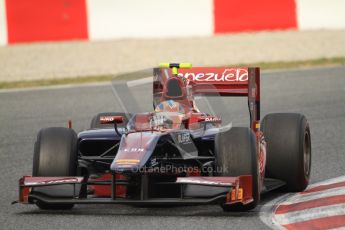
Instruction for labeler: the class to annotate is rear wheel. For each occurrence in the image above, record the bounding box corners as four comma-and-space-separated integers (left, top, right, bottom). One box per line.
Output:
215, 127, 259, 211
33, 127, 77, 209
90, 112, 132, 129
261, 113, 311, 192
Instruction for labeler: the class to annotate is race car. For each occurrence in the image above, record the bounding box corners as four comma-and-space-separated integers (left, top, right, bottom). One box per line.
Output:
15, 63, 311, 211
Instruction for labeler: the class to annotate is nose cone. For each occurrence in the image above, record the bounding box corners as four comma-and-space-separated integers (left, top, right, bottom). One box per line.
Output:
110, 132, 160, 172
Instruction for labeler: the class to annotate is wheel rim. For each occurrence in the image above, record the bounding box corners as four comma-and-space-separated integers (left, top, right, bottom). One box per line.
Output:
303, 130, 311, 178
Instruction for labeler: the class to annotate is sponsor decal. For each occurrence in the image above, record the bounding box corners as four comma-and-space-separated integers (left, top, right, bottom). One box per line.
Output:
204, 116, 221, 122
258, 139, 266, 182
177, 177, 234, 186
115, 159, 140, 165
250, 102, 254, 111
100, 116, 115, 122
99, 116, 123, 124
177, 133, 192, 144
122, 148, 144, 152
251, 88, 256, 98
178, 68, 248, 82
150, 114, 167, 127
25, 178, 80, 186
198, 116, 222, 123
150, 158, 159, 167
259, 149, 265, 178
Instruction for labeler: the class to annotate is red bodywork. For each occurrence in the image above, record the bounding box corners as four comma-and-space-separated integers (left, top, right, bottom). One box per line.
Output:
154, 67, 261, 129
154, 67, 266, 189
90, 173, 126, 198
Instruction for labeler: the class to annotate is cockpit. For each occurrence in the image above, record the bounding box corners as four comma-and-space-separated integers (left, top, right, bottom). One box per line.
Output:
127, 112, 186, 132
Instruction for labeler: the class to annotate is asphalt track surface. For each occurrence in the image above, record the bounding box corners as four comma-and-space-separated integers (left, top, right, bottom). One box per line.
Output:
1, 66, 344, 230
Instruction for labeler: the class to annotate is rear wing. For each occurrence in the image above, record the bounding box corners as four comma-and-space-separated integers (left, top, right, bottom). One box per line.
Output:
153, 67, 260, 131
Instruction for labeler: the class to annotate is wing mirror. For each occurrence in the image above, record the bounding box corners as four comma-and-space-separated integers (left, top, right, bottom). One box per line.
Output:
197, 116, 222, 124
100, 116, 124, 124
100, 116, 124, 136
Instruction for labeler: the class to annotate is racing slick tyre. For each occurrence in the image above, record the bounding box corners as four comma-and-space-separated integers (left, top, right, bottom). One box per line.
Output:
261, 113, 311, 192
215, 127, 259, 212
90, 112, 132, 129
32, 127, 77, 210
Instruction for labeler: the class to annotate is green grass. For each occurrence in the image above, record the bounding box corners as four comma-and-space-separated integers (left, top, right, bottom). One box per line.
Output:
241, 57, 345, 70
0, 75, 114, 89
1, 57, 344, 90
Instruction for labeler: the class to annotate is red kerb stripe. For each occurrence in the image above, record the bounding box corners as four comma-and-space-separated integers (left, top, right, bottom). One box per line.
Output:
302, 181, 345, 194
275, 195, 345, 214
283, 215, 345, 230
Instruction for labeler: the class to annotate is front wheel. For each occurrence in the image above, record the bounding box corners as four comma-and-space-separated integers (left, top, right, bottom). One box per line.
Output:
32, 127, 77, 209
261, 113, 311, 192
215, 127, 259, 211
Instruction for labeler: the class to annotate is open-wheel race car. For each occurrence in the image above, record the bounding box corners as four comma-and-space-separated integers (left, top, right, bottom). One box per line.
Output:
15, 63, 312, 211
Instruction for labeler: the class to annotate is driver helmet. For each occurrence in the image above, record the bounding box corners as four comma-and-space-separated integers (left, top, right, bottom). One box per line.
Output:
155, 100, 185, 113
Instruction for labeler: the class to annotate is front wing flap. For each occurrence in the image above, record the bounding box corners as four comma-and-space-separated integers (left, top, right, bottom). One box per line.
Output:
16, 175, 253, 206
